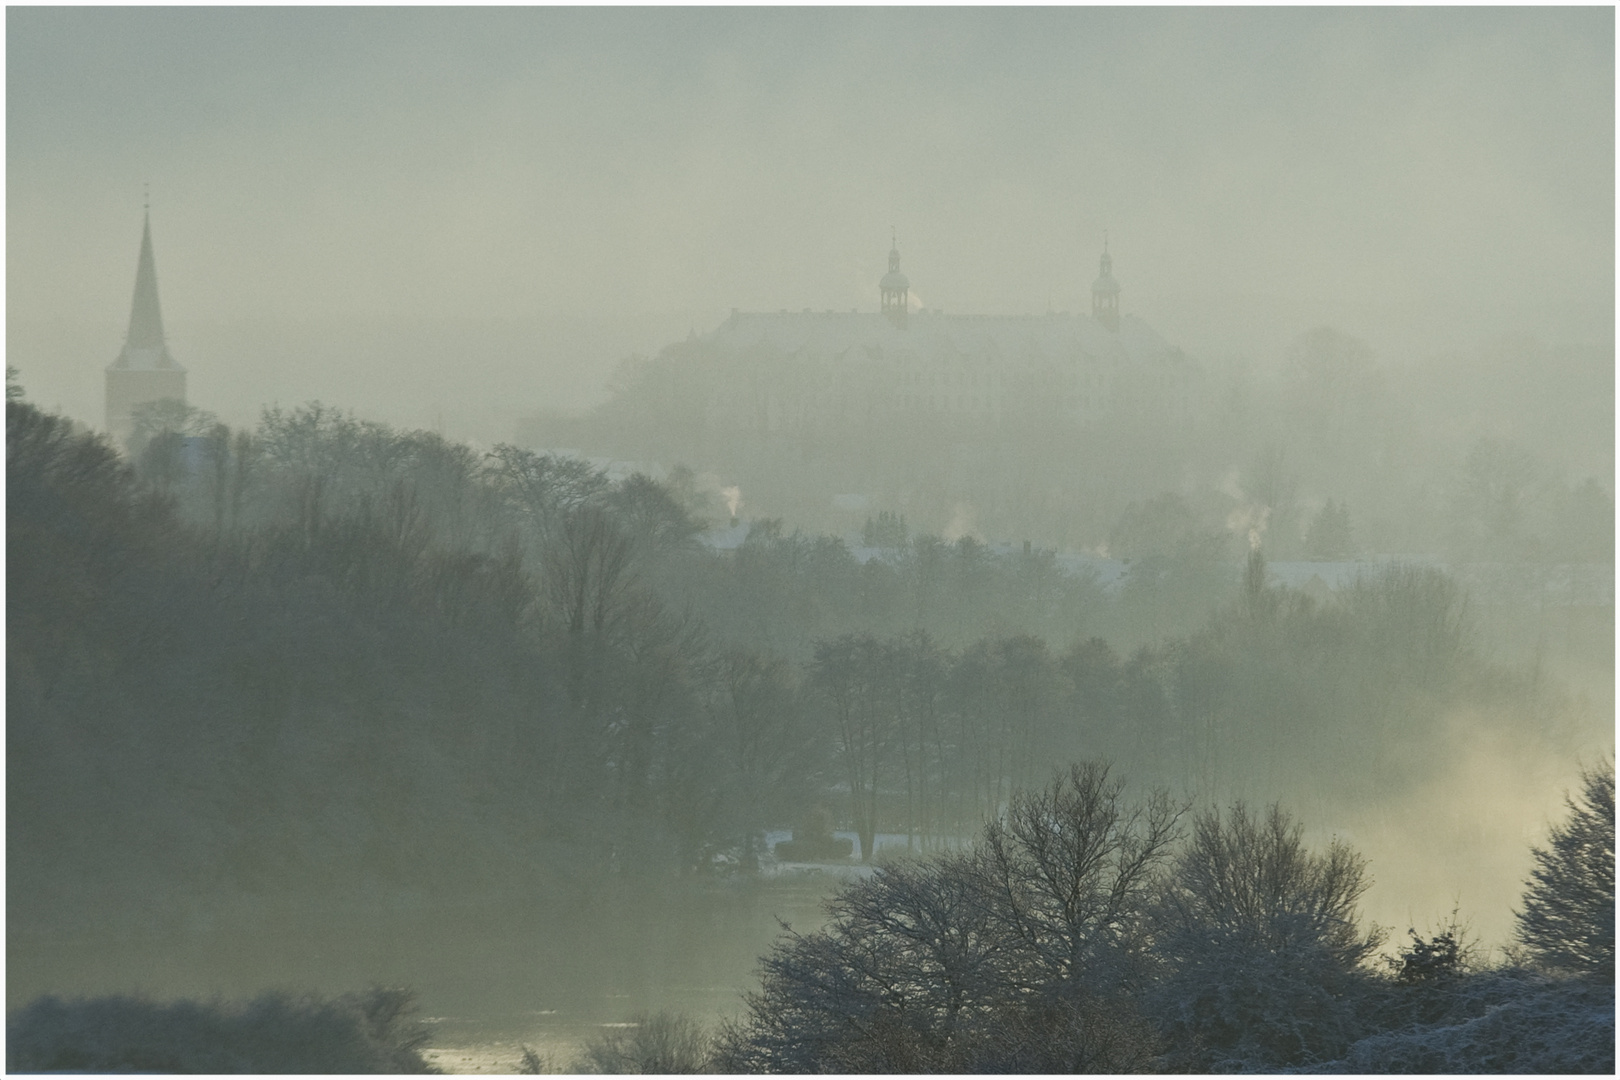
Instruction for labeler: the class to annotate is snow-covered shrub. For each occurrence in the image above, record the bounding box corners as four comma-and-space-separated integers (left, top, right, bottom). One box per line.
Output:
1390, 925, 1466, 984
1365, 914, 1485, 1030
6, 986, 435, 1073
956, 993, 1163, 1073
1149, 802, 1384, 1071
1314, 971, 1614, 1074
573, 1010, 716, 1073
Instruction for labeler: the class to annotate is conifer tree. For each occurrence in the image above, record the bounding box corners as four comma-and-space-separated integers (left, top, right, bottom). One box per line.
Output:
1515, 759, 1615, 980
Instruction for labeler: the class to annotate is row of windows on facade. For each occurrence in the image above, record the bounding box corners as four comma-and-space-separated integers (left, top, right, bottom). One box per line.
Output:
766, 390, 1116, 415
878, 242, 1121, 329
761, 364, 1118, 392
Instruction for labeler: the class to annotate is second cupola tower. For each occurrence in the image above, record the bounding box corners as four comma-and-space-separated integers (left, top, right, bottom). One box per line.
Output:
880, 231, 910, 328
1091, 236, 1121, 332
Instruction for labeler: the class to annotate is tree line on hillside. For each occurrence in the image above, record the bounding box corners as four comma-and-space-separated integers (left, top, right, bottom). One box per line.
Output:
7, 376, 1612, 1072
6, 386, 1594, 937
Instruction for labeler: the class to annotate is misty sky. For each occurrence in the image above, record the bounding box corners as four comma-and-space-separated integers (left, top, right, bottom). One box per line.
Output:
7, 7, 1614, 437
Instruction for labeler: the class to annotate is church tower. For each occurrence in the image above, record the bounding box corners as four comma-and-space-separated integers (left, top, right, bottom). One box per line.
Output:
880, 232, 910, 328
1091, 237, 1120, 332
105, 205, 185, 446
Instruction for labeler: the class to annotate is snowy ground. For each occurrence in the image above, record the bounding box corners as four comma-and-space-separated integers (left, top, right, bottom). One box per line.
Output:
759, 828, 969, 874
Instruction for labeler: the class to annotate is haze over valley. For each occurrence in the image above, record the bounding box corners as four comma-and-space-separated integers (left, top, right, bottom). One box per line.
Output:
7, 8, 1613, 1073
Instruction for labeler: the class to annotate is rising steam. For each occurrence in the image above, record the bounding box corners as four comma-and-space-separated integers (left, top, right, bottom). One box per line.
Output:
1226, 504, 1271, 551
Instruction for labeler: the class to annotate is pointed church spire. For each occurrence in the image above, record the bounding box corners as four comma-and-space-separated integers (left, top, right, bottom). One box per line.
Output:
106, 204, 185, 445
124, 209, 169, 353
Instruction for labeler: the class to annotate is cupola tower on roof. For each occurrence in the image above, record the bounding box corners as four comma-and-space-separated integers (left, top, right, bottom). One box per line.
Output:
105, 204, 186, 445
1091, 235, 1121, 332
880, 231, 910, 328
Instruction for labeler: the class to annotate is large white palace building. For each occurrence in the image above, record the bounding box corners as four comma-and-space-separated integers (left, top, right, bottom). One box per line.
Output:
697, 240, 1197, 437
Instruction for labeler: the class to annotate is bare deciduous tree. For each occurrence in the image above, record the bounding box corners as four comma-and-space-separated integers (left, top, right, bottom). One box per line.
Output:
574, 1011, 715, 1074
720, 762, 1178, 1072
979, 761, 1182, 998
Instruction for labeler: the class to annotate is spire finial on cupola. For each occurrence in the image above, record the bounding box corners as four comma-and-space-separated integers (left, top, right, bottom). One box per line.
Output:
880, 230, 910, 327
1091, 231, 1120, 332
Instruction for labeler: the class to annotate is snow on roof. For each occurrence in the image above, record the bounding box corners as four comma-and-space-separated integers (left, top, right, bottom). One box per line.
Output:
1452, 562, 1615, 608
1267, 560, 1385, 592
700, 519, 753, 551
1054, 553, 1131, 594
